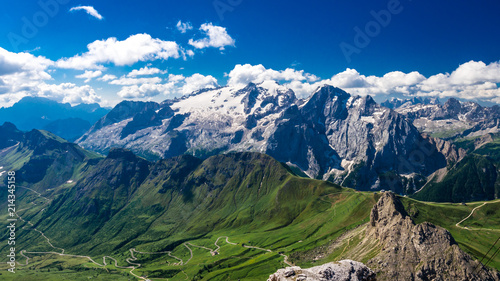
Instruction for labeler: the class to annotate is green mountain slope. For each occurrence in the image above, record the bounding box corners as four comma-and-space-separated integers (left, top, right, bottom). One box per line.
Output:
413, 135, 500, 203
1, 133, 500, 280
0, 122, 101, 192
0, 146, 378, 280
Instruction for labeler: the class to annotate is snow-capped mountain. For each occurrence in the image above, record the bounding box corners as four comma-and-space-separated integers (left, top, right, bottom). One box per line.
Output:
381, 97, 440, 109
387, 97, 500, 139
77, 82, 461, 193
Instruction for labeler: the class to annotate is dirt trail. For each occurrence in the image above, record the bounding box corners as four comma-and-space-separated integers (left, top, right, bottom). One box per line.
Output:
16, 187, 294, 280
456, 200, 500, 231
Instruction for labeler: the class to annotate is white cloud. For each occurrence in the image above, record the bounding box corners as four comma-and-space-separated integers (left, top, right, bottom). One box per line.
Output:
176, 20, 193, 33
127, 66, 165, 77
116, 73, 218, 99
75, 70, 102, 83
109, 76, 162, 86
227, 64, 319, 91
56, 34, 180, 70
0, 47, 53, 80
37, 83, 101, 104
224, 62, 500, 103
268, 61, 500, 103
188, 23, 235, 50
117, 84, 167, 98
69, 6, 104, 20
98, 74, 117, 81
181, 73, 218, 95
323, 62, 500, 103
0, 48, 102, 107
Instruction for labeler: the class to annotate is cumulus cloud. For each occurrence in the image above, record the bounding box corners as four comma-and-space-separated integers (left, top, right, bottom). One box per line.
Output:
181, 73, 218, 95
227, 64, 319, 94
0, 47, 53, 105
0, 47, 102, 107
75, 70, 102, 83
0, 47, 53, 80
127, 66, 165, 77
320, 69, 427, 97
116, 73, 218, 99
176, 20, 193, 33
37, 83, 101, 104
225, 62, 500, 103
188, 23, 235, 50
117, 84, 167, 98
98, 74, 117, 81
69, 6, 104, 20
109, 76, 162, 86
56, 34, 180, 70
319, 61, 500, 103
272, 61, 500, 103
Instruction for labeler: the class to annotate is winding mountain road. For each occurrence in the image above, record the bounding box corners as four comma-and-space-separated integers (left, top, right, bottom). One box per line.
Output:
15, 187, 293, 280
456, 200, 500, 231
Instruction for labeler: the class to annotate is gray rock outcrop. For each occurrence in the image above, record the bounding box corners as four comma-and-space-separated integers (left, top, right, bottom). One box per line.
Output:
267, 260, 376, 281
365, 192, 500, 280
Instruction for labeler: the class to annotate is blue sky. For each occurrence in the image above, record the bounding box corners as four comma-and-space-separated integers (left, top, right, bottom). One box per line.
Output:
1, 0, 500, 107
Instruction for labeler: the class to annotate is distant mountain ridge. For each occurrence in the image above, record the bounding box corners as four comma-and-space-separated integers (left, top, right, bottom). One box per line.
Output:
77, 82, 462, 194
0, 122, 100, 191
0, 96, 110, 141
384, 96, 500, 139
381, 96, 440, 109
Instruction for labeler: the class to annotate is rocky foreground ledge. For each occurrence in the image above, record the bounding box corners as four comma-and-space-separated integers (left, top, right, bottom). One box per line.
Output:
267, 259, 376, 281
267, 192, 500, 281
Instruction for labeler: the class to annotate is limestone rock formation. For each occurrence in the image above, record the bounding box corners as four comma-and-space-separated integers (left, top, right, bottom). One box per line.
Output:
267, 260, 376, 281
365, 192, 500, 280
77, 83, 454, 193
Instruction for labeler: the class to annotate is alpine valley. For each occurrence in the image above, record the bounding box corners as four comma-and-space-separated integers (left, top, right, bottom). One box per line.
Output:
1, 83, 500, 280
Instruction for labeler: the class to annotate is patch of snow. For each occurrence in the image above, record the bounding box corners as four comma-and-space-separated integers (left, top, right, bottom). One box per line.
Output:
361, 116, 375, 124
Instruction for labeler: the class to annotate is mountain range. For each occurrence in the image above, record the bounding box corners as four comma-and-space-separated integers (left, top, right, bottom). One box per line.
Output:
2, 83, 500, 203
76, 82, 466, 196
0, 97, 110, 141
2, 83, 500, 279
1, 122, 499, 280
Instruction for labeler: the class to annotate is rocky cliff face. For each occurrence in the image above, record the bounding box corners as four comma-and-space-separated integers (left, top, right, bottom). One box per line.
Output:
364, 192, 499, 280
77, 83, 458, 193
291, 192, 500, 280
390, 97, 500, 139
267, 260, 376, 281
266, 86, 451, 193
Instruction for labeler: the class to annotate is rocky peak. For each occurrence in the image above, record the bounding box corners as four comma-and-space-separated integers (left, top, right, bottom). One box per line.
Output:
442, 97, 463, 116
302, 85, 350, 121
90, 100, 161, 132
370, 192, 408, 227
349, 95, 378, 116
309, 85, 350, 105
0, 122, 23, 149
363, 192, 500, 280
239, 82, 297, 115
1, 121, 18, 132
